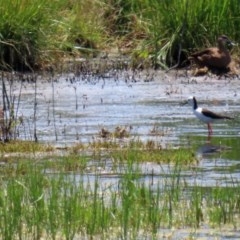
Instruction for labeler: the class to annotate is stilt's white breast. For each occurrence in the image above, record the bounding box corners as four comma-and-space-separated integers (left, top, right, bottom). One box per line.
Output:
194, 108, 213, 123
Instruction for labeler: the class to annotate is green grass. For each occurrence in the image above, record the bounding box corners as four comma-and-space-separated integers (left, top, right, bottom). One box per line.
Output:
128, 0, 240, 68
0, 0, 239, 71
0, 140, 52, 153
0, 140, 239, 239
0, 0, 106, 71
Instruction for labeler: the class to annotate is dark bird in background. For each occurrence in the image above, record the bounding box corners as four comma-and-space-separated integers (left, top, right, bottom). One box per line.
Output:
189, 35, 235, 70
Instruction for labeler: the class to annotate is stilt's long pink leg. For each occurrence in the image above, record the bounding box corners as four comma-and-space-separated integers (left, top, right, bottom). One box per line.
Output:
207, 123, 213, 135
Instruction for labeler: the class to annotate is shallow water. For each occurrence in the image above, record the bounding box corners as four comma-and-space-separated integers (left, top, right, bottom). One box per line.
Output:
9, 71, 240, 175
12, 71, 240, 185
13, 71, 240, 144
5, 71, 240, 239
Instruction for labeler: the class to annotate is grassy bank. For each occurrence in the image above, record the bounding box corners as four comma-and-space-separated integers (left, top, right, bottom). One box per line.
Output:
0, 0, 239, 71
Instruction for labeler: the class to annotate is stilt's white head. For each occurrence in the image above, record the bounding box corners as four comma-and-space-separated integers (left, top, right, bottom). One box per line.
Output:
187, 96, 194, 104
187, 96, 197, 110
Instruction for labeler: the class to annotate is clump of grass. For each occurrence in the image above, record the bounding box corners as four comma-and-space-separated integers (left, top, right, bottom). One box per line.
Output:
0, 0, 47, 71
0, 0, 107, 71
112, 147, 196, 165
0, 140, 51, 153
207, 186, 240, 227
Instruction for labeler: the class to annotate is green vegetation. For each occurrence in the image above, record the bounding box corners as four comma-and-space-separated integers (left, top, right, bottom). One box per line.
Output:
0, 0, 106, 71
0, 140, 51, 153
0, 0, 239, 71
0, 140, 239, 239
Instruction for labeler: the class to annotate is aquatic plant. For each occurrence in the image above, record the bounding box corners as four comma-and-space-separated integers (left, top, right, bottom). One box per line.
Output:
0, 141, 239, 239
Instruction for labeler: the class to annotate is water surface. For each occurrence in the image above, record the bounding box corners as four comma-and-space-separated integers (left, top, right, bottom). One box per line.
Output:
10, 71, 240, 186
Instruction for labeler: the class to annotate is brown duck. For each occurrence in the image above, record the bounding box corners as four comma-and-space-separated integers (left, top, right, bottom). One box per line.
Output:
189, 35, 235, 69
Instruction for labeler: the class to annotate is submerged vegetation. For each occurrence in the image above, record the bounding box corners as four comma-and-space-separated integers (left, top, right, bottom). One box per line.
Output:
0, 0, 239, 71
